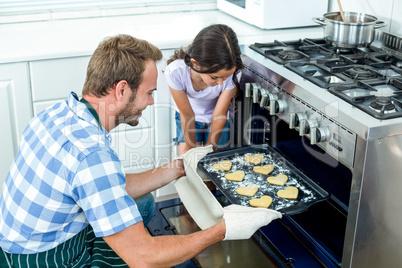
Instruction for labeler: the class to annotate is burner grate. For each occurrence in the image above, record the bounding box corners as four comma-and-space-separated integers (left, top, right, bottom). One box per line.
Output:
249, 38, 402, 119
329, 77, 402, 119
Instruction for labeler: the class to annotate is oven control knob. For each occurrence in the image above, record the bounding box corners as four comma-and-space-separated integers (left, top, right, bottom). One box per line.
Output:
299, 119, 318, 136
311, 127, 331, 145
251, 83, 264, 103
245, 83, 260, 99
259, 88, 272, 107
289, 113, 307, 129
245, 83, 252, 98
269, 99, 286, 115
260, 92, 278, 108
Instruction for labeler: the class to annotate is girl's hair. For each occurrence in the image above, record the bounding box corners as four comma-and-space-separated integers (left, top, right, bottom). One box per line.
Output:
167, 24, 244, 95
83, 34, 162, 97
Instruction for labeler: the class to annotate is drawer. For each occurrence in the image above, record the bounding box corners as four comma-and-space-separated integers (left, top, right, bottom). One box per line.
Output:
110, 127, 154, 169
30, 56, 90, 102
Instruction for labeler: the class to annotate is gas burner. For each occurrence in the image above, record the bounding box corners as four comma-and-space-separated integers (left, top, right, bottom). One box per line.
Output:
369, 97, 395, 112
336, 48, 354, 54
375, 54, 402, 69
322, 60, 350, 68
342, 66, 378, 80
278, 50, 307, 61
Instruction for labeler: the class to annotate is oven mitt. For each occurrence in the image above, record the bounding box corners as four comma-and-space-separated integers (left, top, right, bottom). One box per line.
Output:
175, 145, 212, 182
174, 146, 282, 239
223, 204, 282, 240
174, 145, 224, 230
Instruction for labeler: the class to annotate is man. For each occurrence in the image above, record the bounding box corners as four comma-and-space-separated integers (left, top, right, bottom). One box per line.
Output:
0, 34, 280, 267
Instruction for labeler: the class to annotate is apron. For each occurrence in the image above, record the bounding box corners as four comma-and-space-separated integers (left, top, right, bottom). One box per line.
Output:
0, 225, 128, 268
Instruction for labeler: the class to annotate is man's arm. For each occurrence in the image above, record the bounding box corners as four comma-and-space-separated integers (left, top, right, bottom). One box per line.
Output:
125, 159, 185, 199
103, 219, 226, 267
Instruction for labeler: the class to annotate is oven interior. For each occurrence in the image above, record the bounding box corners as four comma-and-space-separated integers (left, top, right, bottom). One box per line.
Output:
148, 195, 280, 268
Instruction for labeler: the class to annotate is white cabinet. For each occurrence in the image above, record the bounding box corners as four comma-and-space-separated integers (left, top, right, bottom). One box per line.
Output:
153, 49, 178, 198
30, 56, 90, 102
0, 63, 32, 191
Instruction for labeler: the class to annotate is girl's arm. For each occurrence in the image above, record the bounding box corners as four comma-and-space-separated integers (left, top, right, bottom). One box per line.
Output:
206, 88, 237, 150
169, 87, 196, 152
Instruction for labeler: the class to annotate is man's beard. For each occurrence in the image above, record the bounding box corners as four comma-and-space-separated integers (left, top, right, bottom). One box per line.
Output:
115, 102, 141, 127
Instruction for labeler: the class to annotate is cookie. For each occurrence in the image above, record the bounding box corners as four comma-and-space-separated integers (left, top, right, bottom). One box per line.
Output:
225, 170, 245, 182
249, 195, 273, 208
236, 185, 258, 197
244, 154, 264, 164
253, 165, 274, 175
277, 186, 299, 199
267, 174, 288, 186
212, 160, 232, 171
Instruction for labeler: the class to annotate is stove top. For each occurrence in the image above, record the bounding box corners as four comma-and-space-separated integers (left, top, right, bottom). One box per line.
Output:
249, 38, 402, 119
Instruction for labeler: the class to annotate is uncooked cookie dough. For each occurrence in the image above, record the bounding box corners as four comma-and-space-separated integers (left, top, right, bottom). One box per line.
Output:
277, 186, 299, 199
225, 170, 245, 181
236, 185, 258, 196
244, 154, 264, 164
253, 165, 274, 175
249, 195, 273, 208
213, 160, 232, 171
267, 174, 288, 186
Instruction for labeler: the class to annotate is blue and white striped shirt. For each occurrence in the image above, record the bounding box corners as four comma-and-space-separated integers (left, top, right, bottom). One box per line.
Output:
0, 92, 142, 254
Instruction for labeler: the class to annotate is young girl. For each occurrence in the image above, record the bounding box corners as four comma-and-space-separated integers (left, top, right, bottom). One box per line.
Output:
165, 24, 244, 155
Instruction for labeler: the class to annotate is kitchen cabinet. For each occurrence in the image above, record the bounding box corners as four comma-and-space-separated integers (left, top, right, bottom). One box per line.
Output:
0, 63, 32, 191
30, 56, 90, 102
153, 49, 178, 198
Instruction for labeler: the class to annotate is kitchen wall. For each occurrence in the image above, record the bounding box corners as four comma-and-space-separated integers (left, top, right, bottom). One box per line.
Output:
328, 0, 401, 36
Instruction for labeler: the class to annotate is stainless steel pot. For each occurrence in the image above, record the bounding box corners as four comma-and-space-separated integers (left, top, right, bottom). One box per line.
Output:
313, 11, 386, 48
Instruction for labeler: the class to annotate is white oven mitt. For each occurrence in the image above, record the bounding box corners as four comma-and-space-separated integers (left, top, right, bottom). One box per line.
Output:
223, 204, 282, 240
175, 145, 212, 181
174, 146, 282, 240
174, 145, 224, 230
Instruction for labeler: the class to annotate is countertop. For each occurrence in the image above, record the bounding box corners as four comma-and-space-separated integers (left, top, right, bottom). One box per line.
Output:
0, 9, 324, 64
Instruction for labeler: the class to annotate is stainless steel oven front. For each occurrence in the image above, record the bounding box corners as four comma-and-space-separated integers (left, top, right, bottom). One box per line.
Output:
233, 32, 402, 267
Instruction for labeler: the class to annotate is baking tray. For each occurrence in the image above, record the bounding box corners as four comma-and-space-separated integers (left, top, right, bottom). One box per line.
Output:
198, 145, 330, 215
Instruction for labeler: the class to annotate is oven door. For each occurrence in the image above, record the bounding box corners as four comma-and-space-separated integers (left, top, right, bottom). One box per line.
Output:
230, 96, 352, 267
148, 193, 335, 268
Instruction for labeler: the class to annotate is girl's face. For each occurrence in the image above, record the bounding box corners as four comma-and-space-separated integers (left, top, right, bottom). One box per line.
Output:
198, 66, 236, 87
191, 59, 236, 87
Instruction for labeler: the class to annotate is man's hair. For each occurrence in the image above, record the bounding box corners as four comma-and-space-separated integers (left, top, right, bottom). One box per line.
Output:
82, 34, 162, 97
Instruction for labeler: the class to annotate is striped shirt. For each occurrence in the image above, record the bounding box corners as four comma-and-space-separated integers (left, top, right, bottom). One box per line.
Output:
0, 92, 142, 254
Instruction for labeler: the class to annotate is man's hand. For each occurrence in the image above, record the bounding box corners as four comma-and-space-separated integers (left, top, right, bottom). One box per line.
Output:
223, 204, 282, 240
167, 158, 186, 179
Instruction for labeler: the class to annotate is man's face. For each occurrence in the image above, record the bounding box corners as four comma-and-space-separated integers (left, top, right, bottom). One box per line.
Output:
116, 60, 157, 127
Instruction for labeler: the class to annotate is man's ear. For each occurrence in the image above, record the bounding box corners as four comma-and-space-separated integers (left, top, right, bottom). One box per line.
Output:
115, 80, 128, 102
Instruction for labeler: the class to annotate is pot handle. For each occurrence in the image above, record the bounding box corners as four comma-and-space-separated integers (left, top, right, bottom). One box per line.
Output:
374, 20, 387, 29
312, 17, 326, 26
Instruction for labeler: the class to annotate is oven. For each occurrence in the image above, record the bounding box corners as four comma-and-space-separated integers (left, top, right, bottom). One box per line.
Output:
232, 31, 402, 267
148, 31, 402, 267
